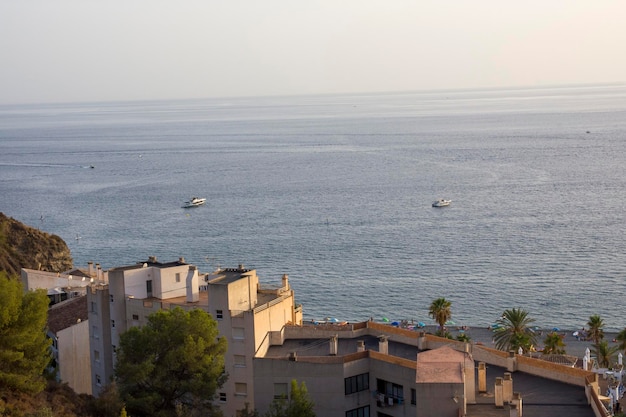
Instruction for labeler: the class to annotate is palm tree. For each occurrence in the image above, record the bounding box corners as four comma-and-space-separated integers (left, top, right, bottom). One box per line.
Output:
592, 340, 619, 369
456, 333, 471, 343
587, 315, 605, 345
492, 308, 537, 353
428, 297, 452, 335
615, 328, 626, 353
542, 332, 566, 355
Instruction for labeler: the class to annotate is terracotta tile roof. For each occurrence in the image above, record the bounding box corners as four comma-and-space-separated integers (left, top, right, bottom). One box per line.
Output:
47, 296, 88, 334
416, 362, 464, 383
416, 346, 467, 383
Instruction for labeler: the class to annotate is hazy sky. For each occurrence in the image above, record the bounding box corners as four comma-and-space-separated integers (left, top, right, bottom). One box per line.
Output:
1, 1, 625, 104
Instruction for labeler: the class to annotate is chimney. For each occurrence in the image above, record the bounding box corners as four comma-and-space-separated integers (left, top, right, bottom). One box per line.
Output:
238, 264, 245, 270
330, 335, 338, 356
148, 256, 157, 263
87, 261, 94, 277
179, 257, 185, 263
478, 362, 487, 393
513, 392, 522, 416
289, 352, 297, 361
495, 377, 504, 408
357, 340, 365, 352
186, 266, 199, 303
282, 274, 289, 290
96, 264, 102, 282
503, 373, 513, 404
378, 335, 389, 355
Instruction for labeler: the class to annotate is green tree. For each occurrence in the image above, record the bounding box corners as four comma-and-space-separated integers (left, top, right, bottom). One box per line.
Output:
89, 382, 124, 417
0, 271, 51, 394
237, 403, 260, 417
542, 332, 566, 355
264, 380, 315, 417
592, 340, 619, 369
115, 307, 227, 417
492, 308, 537, 353
615, 328, 626, 353
587, 315, 605, 345
428, 297, 452, 336
456, 333, 471, 343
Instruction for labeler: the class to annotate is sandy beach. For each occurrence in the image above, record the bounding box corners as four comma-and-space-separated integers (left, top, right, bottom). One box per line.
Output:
426, 325, 621, 360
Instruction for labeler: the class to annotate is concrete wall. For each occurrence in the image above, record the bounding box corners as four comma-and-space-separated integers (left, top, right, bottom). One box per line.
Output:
227, 272, 258, 311
57, 320, 92, 395
416, 382, 464, 417
254, 358, 348, 417
87, 285, 113, 396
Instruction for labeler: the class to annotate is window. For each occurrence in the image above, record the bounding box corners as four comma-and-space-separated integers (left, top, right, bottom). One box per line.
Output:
234, 355, 246, 367
146, 280, 153, 298
345, 373, 369, 395
235, 383, 247, 396
94, 350, 100, 362
219, 392, 226, 402
175, 273, 181, 283
232, 327, 245, 340
92, 325, 99, 339
216, 309, 223, 319
90, 302, 97, 313
96, 374, 102, 387
112, 345, 117, 354
377, 379, 403, 402
274, 383, 288, 399
345, 405, 369, 417
411, 388, 416, 405
132, 314, 139, 320
109, 294, 114, 303
111, 320, 116, 328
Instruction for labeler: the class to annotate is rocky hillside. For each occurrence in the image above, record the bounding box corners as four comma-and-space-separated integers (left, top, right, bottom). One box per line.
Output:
0, 212, 73, 277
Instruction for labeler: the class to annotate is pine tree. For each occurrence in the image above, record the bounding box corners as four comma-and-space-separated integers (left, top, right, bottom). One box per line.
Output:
115, 307, 227, 417
0, 271, 51, 394
264, 380, 315, 417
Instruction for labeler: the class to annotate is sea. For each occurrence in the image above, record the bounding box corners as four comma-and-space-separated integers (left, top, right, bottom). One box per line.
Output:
1, 84, 626, 331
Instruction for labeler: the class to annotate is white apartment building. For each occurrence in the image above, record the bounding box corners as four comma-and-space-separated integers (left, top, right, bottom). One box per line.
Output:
87, 257, 303, 417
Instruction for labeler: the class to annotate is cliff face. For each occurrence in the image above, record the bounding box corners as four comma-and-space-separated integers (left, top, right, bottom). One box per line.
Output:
0, 212, 73, 277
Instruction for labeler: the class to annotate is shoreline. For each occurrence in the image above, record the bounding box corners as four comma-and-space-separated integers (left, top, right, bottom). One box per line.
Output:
425, 325, 621, 359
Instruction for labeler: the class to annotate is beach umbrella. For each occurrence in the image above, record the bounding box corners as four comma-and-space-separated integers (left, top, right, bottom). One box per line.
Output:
391, 321, 400, 326
382, 317, 390, 322
445, 320, 456, 326
552, 327, 560, 332
328, 317, 339, 323
418, 322, 426, 328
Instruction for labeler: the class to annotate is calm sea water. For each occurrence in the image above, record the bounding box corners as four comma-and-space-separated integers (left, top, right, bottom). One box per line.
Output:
2, 84, 626, 330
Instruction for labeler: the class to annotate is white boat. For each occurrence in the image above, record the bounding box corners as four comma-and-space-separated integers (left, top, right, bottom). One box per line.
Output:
432, 199, 451, 207
182, 197, 206, 208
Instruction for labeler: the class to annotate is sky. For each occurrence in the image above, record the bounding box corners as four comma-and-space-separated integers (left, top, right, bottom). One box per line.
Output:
1, 1, 625, 104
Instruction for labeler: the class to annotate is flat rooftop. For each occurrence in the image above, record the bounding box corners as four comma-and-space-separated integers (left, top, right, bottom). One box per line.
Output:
264, 335, 421, 360
468, 364, 594, 417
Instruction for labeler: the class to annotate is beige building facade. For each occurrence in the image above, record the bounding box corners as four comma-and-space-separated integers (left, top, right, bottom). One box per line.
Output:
87, 257, 302, 417
47, 296, 92, 395
84, 256, 605, 417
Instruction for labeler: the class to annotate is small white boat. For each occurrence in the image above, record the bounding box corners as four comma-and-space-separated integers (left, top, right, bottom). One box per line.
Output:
432, 199, 451, 207
182, 197, 206, 208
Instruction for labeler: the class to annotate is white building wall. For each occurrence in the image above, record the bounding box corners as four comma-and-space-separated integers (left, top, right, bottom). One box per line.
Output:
57, 320, 92, 395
